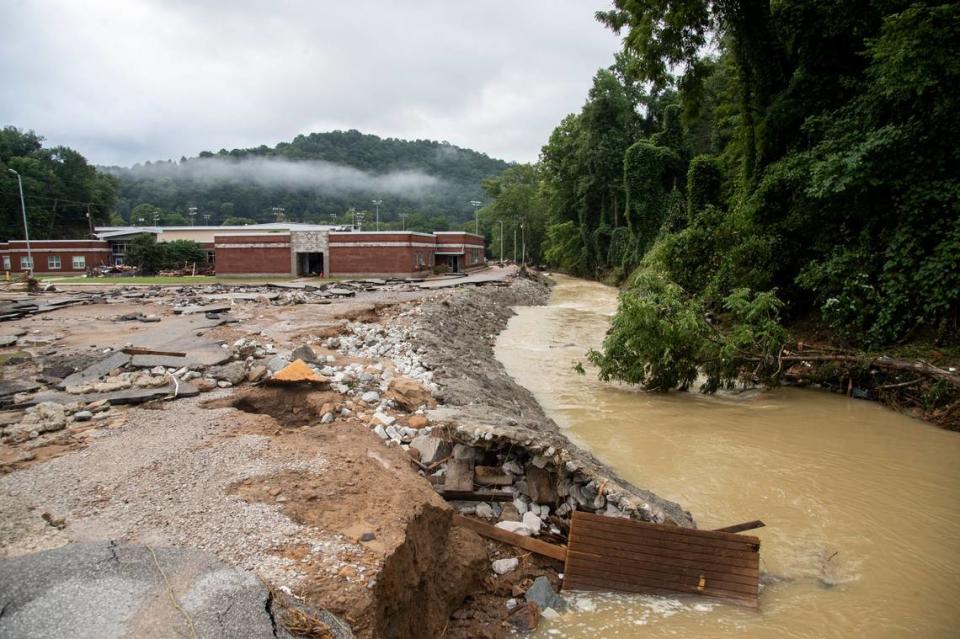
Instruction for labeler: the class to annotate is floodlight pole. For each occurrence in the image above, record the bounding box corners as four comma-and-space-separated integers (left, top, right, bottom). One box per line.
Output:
372, 199, 382, 231
8, 169, 32, 274
470, 200, 482, 234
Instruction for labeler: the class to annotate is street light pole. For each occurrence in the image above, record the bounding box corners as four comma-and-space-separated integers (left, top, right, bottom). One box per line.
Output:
469, 201, 482, 235
8, 169, 32, 274
399, 213, 408, 231
371, 199, 382, 231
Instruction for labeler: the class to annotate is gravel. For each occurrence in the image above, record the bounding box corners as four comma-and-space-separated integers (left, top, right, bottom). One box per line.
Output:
0, 392, 346, 589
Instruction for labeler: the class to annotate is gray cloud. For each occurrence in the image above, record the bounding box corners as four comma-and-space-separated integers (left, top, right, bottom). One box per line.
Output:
111, 156, 443, 197
0, 1, 621, 166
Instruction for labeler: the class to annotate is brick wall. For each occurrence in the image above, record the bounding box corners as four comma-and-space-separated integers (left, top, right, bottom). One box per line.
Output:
214, 234, 292, 275
1, 240, 112, 274
328, 232, 436, 276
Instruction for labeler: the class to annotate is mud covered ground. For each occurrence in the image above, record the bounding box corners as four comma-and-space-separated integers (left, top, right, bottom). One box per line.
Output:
0, 269, 692, 639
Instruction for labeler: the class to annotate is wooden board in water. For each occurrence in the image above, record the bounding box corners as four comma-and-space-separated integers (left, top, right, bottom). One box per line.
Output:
563, 511, 760, 608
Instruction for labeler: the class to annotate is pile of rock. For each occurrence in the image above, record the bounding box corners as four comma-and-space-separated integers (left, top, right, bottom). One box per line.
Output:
2, 397, 117, 443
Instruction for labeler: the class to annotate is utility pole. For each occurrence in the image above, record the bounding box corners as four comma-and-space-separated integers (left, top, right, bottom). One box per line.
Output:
152, 213, 160, 226
271, 207, 285, 222
399, 213, 408, 231
513, 223, 517, 263
203, 214, 211, 224
8, 169, 32, 274
86, 204, 94, 237
371, 200, 382, 231
499, 220, 504, 265
470, 200, 482, 235
521, 221, 526, 269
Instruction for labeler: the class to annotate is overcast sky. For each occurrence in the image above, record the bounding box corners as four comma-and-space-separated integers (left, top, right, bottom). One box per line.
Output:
1, 1, 621, 167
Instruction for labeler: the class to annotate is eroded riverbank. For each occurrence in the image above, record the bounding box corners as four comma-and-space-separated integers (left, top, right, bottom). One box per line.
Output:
496, 274, 960, 639
1, 270, 698, 638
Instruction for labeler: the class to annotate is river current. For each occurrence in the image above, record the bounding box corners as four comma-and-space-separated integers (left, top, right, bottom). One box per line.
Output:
494, 275, 960, 639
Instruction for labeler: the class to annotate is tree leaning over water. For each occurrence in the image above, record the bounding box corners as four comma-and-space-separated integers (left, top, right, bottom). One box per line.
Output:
477, 1, 960, 419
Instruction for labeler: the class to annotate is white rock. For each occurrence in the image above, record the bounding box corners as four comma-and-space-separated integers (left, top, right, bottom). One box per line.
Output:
505, 598, 518, 610
513, 498, 529, 515
522, 512, 542, 536
475, 502, 494, 519
491, 557, 519, 575
373, 425, 389, 440
495, 521, 532, 537
361, 391, 380, 404
320, 412, 334, 424
541, 607, 561, 620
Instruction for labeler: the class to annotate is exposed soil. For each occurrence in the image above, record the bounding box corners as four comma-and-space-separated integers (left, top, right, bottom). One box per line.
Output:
0, 270, 696, 639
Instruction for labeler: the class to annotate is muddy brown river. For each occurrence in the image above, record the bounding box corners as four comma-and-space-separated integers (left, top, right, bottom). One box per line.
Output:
495, 275, 960, 639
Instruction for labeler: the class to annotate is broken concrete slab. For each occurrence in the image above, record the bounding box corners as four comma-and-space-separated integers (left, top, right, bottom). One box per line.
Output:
0, 335, 19, 347
0, 542, 297, 639
130, 355, 202, 369
19, 381, 199, 408
0, 379, 42, 399
58, 352, 131, 390
172, 303, 232, 315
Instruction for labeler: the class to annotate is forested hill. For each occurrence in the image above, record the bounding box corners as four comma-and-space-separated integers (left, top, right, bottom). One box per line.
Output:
103, 130, 511, 228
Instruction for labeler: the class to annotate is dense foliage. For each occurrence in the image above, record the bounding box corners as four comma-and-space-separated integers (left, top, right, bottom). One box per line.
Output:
124, 235, 206, 274
481, 1, 959, 392
0, 127, 119, 241
104, 130, 510, 230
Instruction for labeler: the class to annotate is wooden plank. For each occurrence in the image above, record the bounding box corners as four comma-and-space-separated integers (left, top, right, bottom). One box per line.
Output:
574, 511, 761, 546
565, 551, 758, 593
563, 573, 758, 608
564, 558, 757, 601
436, 489, 513, 502
474, 465, 513, 486
569, 527, 760, 568
713, 520, 765, 534
123, 347, 187, 357
563, 511, 759, 608
572, 519, 760, 555
443, 459, 474, 492
566, 549, 758, 586
454, 515, 567, 562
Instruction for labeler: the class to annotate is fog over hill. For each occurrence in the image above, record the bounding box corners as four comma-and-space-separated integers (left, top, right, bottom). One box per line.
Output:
104, 129, 511, 228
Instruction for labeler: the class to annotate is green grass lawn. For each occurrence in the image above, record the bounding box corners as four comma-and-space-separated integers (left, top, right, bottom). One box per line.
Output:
41, 275, 301, 286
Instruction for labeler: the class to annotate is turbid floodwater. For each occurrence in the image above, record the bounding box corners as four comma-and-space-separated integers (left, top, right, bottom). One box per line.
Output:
495, 274, 960, 639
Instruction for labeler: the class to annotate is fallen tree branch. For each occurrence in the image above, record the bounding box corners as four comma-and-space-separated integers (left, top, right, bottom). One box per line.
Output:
769, 354, 960, 387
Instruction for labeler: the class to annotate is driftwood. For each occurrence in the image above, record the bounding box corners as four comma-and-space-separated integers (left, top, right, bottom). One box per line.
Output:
776, 353, 960, 387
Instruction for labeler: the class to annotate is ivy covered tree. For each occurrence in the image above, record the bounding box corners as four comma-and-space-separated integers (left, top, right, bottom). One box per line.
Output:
0, 127, 118, 240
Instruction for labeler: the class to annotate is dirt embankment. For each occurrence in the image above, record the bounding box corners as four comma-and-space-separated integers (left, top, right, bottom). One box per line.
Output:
413, 275, 693, 527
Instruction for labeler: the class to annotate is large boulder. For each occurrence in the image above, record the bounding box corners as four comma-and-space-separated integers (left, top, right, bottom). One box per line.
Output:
386, 377, 432, 412
410, 435, 452, 465
206, 361, 246, 385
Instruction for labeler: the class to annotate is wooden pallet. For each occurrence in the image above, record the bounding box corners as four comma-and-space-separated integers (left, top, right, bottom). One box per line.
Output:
563, 511, 760, 608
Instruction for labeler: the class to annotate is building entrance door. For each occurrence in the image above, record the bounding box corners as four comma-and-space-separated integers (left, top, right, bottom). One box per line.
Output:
297, 252, 324, 276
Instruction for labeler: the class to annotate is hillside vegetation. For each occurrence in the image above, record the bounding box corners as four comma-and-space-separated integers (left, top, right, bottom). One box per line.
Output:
104, 130, 510, 230
477, 1, 959, 423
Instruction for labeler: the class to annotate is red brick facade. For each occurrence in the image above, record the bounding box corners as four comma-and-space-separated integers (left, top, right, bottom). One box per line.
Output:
328, 232, 437, 276
0, 240, 111, 274
214, 234, 292, 275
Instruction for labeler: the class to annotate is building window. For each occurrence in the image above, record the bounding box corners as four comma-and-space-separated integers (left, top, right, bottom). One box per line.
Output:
20, 256, 33, 270
2, 256, 9, 270
72, 255, 86, 269
48, 255, 61, 270
206, 251, 215, 265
